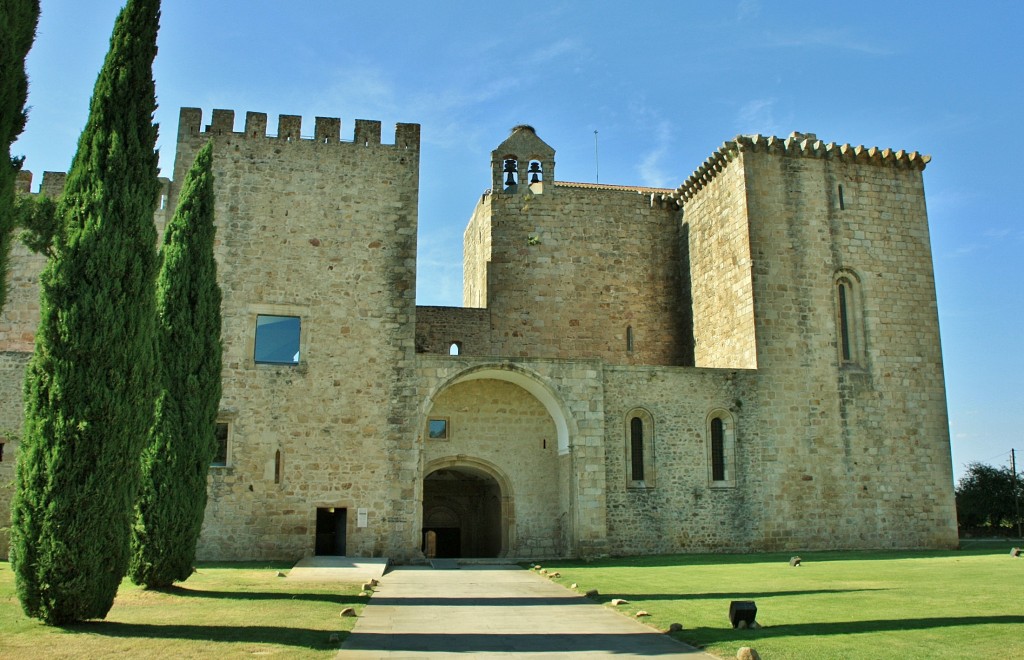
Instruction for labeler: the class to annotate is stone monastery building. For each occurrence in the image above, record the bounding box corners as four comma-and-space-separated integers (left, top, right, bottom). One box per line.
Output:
0, 107, 958, 561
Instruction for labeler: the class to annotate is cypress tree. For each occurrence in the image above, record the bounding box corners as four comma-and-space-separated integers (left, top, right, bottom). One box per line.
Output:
9, 0, 161, 624
131, 141, 221, 588
0, 0, 40, 313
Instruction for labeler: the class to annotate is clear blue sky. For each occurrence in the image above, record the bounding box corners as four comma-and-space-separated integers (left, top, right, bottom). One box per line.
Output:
12, 1, 1023, 482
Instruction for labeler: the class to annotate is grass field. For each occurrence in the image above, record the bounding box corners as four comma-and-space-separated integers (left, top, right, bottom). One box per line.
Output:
540, 541, 1024, 659
0, 562, 366, 658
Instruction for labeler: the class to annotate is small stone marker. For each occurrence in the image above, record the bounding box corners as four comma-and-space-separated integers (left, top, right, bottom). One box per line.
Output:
539, 569, 548, 575
789, 556, 801, 567
1011, 547, 1022, 557
276, 571, 286, 577
570, 582, 578, 589
635, 610, 650, 617
340, 607, 357, 617
667, 622, 683, 633
549, 571, 561, 578
358, 591, 369, 597
611, 598, 628, 606
361, 582, 374, 591
585, 589, 599, 598
737, 647, 761, 660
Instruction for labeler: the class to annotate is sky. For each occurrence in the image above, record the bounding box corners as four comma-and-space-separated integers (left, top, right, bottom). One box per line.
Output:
11, 1, 1023, 483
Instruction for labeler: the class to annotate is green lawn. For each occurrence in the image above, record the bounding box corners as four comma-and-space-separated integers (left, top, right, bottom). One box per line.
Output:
540, 541, 1024, 660
0, 562, 366, 658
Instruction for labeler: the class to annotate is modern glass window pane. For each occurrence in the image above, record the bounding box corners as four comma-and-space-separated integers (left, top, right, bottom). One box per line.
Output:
428, 418, 448, 439
255, 315, 301, 364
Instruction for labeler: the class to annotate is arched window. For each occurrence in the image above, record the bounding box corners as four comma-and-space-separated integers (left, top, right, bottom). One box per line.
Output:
707, 410, 736, 486
449, 342, 462, 356
625, 409, 655, 488
835, 270, 864, 366
630, 417, 644, 481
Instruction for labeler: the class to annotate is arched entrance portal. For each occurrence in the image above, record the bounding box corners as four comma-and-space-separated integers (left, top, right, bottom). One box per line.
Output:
422, 460, 511, 558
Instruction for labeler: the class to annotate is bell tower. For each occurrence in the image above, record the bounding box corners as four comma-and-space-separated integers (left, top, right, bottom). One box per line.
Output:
490, 124, 556, 194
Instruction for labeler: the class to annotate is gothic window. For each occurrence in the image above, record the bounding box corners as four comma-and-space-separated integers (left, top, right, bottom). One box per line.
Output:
707, 410, 736, 486
449, 341, 462, 356
625, 409, 655, 488
835, 271, 864, 366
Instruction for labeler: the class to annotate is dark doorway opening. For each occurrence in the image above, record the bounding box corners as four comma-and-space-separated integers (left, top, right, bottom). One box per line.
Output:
315, 507, 347, 556
422, 467, 502, 558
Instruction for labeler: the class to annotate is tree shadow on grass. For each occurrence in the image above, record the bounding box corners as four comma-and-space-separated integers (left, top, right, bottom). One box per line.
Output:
61, 621, 347, 649
596, 588, 887, 603
551, 547, 1004, 569
155, 585, 368, 606
681, 615, 1024, 646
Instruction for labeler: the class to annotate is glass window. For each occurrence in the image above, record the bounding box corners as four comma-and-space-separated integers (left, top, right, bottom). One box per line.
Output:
255, 315, 301, 364
428, 418, 449, 440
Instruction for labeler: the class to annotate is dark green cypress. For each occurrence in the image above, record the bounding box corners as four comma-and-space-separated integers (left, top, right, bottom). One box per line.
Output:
0, 0, 40, 313
9, 0, 161, 624
130, 141, 221, 588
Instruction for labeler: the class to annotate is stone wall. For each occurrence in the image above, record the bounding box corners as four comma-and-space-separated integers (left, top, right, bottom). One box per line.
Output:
685, 160, 757, 369
415, 305, 490, 356
463, 183, 690, 366
736, 142, 956, 549
602, 366, 759, 554
174, 108, 423, 560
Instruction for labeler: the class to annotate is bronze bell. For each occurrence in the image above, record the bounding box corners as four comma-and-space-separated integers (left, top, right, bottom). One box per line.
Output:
528, 161, 542, 183
503, 159, 517, 187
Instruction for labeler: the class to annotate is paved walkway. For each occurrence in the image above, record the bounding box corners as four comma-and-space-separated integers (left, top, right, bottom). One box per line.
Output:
339, 565, 718, 658
287, 556, 390, 583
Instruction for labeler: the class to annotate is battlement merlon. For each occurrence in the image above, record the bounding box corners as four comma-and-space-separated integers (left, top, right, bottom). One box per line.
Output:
662, 131, 932, 207
177, 107, 420, 150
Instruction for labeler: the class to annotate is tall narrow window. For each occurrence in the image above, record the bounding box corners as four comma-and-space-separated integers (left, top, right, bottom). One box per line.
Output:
711, 418, 726, 481
630, 417, 644, 481
835, 271, 864, 366
707, 410, 736, 486
626, 326, 634, 352
213, 422, 230, 467
837, 281, 852, 362
625, 408, 655, 488
274, 449, 282, 484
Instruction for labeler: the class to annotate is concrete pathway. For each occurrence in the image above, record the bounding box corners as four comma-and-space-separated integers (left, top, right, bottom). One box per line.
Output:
339, 565, 718, 659
287, 556, 390, 583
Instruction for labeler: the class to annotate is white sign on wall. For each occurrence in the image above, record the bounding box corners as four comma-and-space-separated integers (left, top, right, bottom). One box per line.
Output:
357, 508, 368, 528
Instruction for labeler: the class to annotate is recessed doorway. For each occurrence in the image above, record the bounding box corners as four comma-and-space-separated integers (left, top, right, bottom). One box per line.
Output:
315, 507, 347, 556
422, 467, 503, 558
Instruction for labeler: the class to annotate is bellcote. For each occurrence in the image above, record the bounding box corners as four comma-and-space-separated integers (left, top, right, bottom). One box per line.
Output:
491, 125, 555, 194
